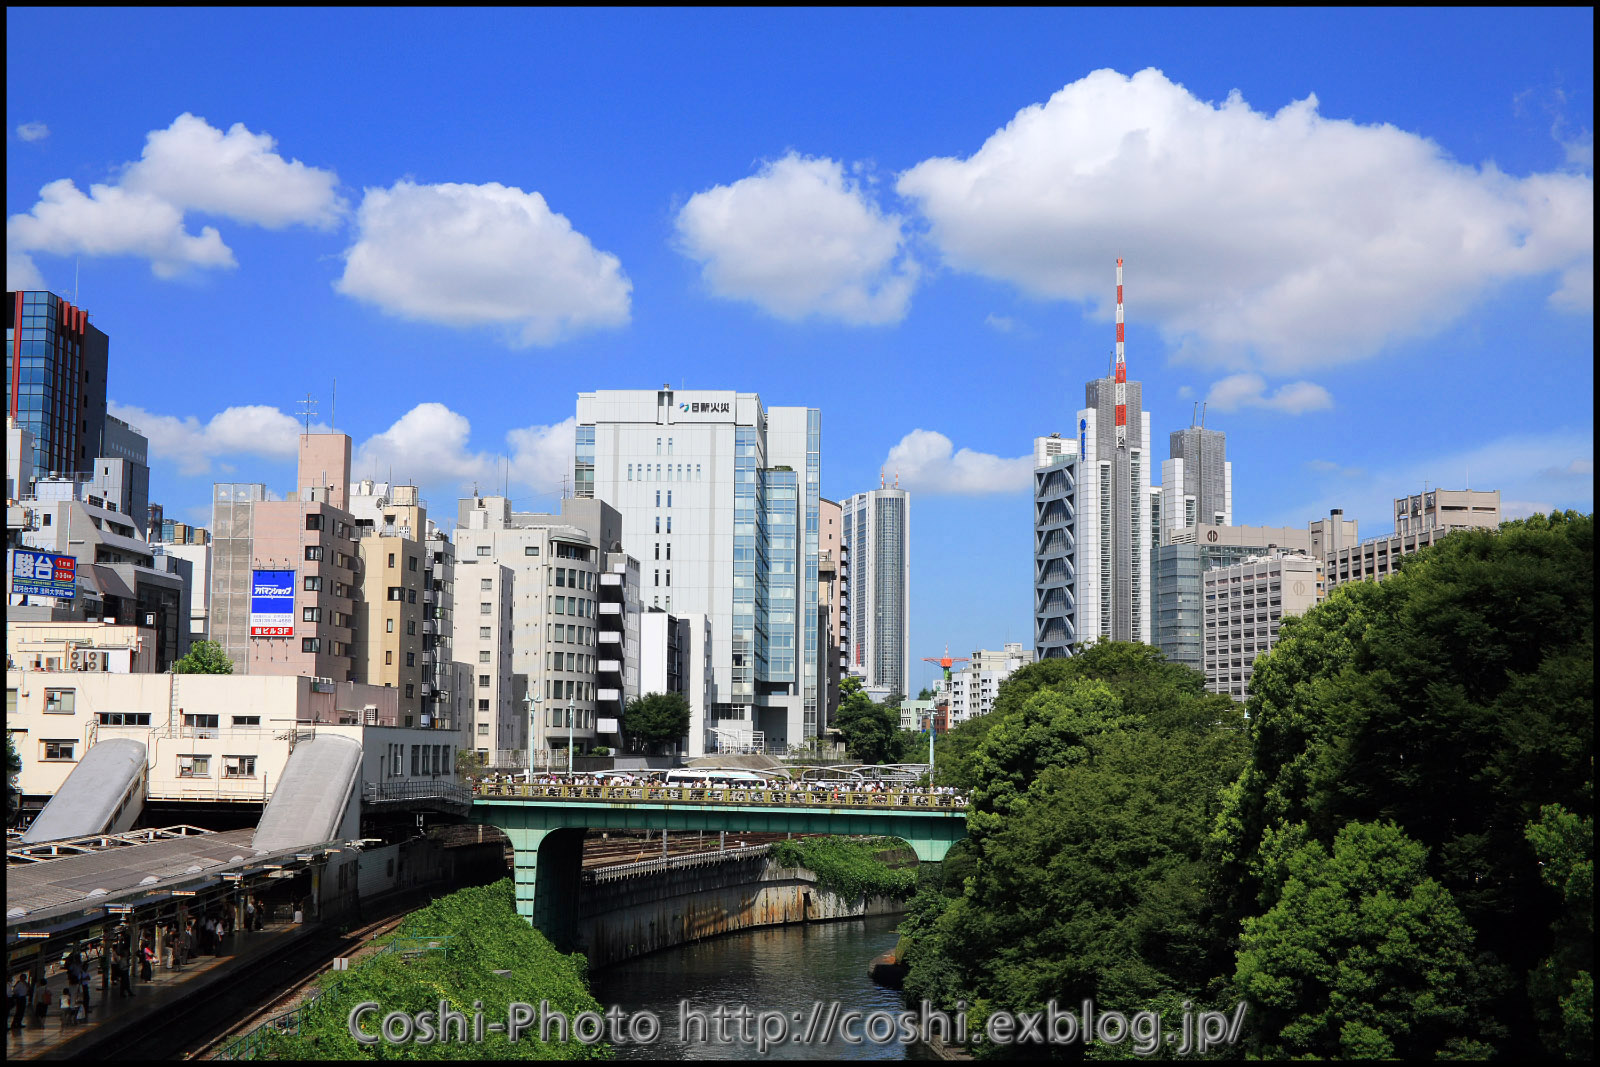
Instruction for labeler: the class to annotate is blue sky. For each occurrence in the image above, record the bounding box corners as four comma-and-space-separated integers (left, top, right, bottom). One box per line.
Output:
7, 9, 1593, 694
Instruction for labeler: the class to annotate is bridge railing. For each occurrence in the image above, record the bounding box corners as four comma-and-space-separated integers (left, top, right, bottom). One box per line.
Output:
472, 783, 967, 810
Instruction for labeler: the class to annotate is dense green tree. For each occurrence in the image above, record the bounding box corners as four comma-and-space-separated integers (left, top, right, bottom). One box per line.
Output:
901, 643, 1247, 1055
1235, 821, 1494, 1059
1213, 512, 1594, 1052
171, 639, 234, 674
916, 686, 935, 702
622, 692, 690, 750
1525, 801, 1595, 1058
4, 730, 21, 826
835, 678, 901, 764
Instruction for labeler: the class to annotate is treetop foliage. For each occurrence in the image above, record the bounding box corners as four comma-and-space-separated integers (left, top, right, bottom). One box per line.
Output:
172, 639, 234, 674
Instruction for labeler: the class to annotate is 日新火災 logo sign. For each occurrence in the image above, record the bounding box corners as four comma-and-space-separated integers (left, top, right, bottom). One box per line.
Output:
679, 401, 730, 414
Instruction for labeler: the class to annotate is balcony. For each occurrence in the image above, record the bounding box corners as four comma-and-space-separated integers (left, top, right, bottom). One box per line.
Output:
598, 659, 621, 674
598, 603, 621, 615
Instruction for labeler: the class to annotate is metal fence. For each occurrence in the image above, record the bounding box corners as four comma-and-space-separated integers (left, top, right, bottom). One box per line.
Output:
362, 780, 473, 807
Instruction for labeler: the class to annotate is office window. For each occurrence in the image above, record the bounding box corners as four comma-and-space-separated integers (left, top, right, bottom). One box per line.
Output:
305, 545, 323, 561
665, 569, 671, 587
98, 711, 152, 726
405, 684, 414, 698
223, 755, 257, 778
476, 545, 492, 556
480, 601, 492, 615
666, 517, 672, 533
302, 638, 320, 653
696, 464, 701, 479
655, 543, 659, 560
177, 753, 210, 777
656, 490, 661, 507
556, 596, 565, 614
668, 437, 673, 455
303, 606, 321, 622
409, 556, 418, 572
667, 491, 672, 507
480, 626, 491, 639
388, 586, 404, 601
481, 577, 494, 590
478, 699, 490, 712
627, 463, 633, 481
654, 569, 659, 586
478, 650, 491, 664
43, 688, 76, 714
407, 620, 416, 635
665, 544, 671, 560
477, 723, 489, 735
304, 576, 321, 592
656, 437, 662, 455
388, 552, 396, 567
233, 715, 261, 726
555, 568, 565, 587
306, 514, 323, 531
655, 516, 660, 534
525, 545, 539, 556
566, 652, 576, 671
408, 589, 416, 603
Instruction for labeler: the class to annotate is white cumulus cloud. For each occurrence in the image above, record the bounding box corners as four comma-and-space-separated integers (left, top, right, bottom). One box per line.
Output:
883, 429, 1034, 495
336, 181, 631, 347
6, 113, 341, 279
7, 247, 46, 290
354, 403, 498, 490
896, 67, 1594, 373
121, 113, 345, 229
16, 122, 49, 142
507, 416, 577, 497
676, 153, 917, 325
108, 401, 310, 476
1205, 373, 1333, 415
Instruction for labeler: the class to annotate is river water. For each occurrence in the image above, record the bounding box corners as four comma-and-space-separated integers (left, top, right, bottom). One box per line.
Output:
594, 915, 915, 1060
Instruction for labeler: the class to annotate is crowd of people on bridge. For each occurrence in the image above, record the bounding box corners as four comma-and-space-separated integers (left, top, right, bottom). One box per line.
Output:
473, 771, 965, 806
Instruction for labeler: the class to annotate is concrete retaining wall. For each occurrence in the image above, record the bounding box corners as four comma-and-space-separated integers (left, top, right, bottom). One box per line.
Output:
578, 854, 906, 968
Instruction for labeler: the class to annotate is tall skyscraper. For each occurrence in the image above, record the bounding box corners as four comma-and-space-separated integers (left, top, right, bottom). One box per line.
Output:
6, 291, 109, 479
1033, 434, 1080, 659
1074, 261, 1153, 645
1161, 425, 1232, 537
840, 485, 910, 698
575, 388, 821, 752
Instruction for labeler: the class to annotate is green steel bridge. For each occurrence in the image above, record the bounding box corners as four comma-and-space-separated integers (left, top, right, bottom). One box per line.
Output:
470, 783, 969, 941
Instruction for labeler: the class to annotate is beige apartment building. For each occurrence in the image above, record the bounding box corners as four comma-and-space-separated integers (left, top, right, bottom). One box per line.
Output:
1312, 488, 1500, 590
1203, 551, 1326, 701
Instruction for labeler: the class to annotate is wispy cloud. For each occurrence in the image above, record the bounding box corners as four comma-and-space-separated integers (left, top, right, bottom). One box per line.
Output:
15, 122, 49, 143
883, 429, 1034, 494
1206, 373, 1333, 415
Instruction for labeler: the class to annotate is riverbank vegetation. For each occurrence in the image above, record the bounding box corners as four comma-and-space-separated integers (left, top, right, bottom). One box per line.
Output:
903, 512, 1593, 1059
771, 836, 919, 901
246, 880, 611, 1060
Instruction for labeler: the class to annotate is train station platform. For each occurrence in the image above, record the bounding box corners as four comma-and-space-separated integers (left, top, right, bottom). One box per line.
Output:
4, 916, 312, 1061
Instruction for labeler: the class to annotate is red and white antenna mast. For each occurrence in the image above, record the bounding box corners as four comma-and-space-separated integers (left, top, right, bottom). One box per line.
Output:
1114, 258, 1127, 449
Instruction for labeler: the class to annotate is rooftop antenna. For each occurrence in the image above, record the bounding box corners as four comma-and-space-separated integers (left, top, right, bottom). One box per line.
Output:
1191, 401, 1199, 429
1200, 402, 1207, 428
1114, 258, 1127, 450
296, 393, 317, 434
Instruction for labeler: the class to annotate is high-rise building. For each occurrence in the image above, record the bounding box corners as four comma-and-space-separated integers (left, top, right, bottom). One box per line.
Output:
1203, 551, 1326, 700
1033, 434, 1080, 659
817, 497, 844, 728
575, 388, 821, 753
1075, 261, 1153, 646
1154, 524, 1313, 673
1160, 426, 1232, 538
948, 643, 1035, 723
5, 290, 109, 479
452, 495, 628, 763
840, 486, 910, 699
209, 434, 363, 682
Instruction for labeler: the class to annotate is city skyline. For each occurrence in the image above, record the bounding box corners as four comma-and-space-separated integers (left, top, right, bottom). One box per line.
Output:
6, 9, 1592, 692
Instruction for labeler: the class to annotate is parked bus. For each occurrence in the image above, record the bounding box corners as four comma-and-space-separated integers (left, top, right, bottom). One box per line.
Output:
662, 768, 772, 789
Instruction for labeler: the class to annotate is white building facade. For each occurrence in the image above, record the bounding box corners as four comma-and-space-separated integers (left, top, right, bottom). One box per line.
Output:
575, 389, 821, 753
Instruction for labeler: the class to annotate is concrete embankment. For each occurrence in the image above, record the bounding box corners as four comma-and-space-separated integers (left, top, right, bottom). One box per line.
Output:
578, 851, 909, 968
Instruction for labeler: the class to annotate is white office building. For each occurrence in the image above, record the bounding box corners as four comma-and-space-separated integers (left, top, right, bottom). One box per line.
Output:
1074, 390, 1153, 646
575, 388, 821, 753
948, 643, 1034, 723
840, 487, 910, 698
1202, 551, 1325, 701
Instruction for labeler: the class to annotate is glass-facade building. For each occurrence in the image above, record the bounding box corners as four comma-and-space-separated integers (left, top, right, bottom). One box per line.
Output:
575, 389, 821, 752
5, 290, 109, 478
840, 488, 910, 696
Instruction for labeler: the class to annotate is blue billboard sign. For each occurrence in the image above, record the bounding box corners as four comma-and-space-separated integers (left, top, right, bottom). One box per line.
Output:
249, 569, 296, 637
10, 549, 77, 599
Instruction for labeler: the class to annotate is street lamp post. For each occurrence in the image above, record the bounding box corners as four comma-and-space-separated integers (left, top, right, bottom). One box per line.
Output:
524, 691, 542, 781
